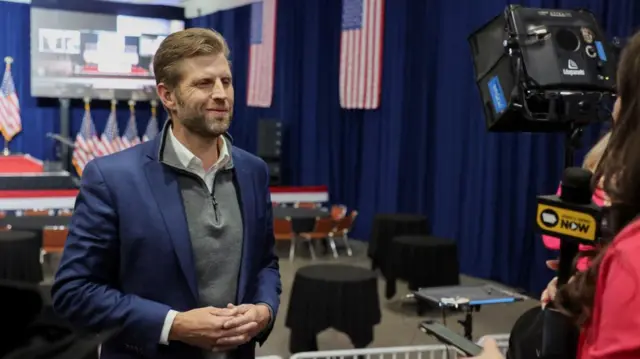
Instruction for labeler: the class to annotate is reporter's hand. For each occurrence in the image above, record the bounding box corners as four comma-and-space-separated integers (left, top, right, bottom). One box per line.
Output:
469, 338, 504, 359
168, 306, 251, 350
541, 259, 577, 308
541, 260, 559, 308
214, 304, 271, 347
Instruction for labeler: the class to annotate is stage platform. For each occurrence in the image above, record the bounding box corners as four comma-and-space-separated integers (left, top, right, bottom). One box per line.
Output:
0, 155, 78, 211
0, 154, 45, 173
0, 155, 329, 211
0, 155, 77, 191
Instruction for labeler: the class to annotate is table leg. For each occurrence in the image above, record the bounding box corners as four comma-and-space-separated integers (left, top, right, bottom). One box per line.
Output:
371, 258, 378, 270
457, 307, 474, 340
288, 330, 318, 354
384, 275, 397, 299
349, 327, 375, 350
416, 299, 428, 316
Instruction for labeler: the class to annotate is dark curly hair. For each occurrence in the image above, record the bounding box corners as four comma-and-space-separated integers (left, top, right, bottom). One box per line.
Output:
554, 31, 640, 325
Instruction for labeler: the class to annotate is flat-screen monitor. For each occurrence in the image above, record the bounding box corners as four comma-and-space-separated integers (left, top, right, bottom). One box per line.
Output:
30, 7, 184, 101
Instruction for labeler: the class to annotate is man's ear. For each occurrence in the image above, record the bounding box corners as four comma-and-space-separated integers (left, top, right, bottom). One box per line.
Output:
156, 83, 175, 111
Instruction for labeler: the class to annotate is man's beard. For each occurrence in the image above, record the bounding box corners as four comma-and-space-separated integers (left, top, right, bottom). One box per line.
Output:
175, 95, 232, 139
182, 112, 232, 139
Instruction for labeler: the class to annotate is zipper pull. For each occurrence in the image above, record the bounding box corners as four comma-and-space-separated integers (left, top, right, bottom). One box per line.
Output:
211, 193, 219, 221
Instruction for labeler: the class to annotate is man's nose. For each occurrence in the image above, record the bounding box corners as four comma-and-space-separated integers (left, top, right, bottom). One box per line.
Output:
212, 80, 227, 100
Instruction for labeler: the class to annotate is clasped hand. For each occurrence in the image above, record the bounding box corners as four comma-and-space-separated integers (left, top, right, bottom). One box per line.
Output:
169, 303, 271, 352
214, 303, 271, 351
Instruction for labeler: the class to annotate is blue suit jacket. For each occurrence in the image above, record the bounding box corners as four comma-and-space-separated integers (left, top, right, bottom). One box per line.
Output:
51, 134, 281, 359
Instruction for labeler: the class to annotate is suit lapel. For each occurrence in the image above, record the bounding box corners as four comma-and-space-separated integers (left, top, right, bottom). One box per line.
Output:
143, 161, 198, 302
233, 153, 253, 303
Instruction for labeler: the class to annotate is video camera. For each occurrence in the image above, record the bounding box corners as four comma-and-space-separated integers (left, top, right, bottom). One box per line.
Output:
468, 5, 617, 133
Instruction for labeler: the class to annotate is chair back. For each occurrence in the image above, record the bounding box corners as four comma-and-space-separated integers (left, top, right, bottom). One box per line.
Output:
23, 209, 53, 217
330, 205, 347, 221
57, 209, 73, 217
335, 210, 358, 233
312, 217, 336, 234
43, 226, 68, 253
273, 217, 294, 235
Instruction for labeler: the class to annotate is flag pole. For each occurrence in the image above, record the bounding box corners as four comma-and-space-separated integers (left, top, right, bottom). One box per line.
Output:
1, 56, 13, 156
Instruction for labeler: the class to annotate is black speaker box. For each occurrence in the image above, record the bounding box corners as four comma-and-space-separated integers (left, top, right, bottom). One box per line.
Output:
265, 160, 282, 186
257, 120, 282, 159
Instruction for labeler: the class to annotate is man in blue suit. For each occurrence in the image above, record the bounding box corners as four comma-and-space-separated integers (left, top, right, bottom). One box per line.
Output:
52, 28, 282, 359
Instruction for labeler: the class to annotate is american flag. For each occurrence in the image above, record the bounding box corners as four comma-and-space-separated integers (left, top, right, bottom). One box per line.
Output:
72, 106, 100, 175
0, 60, 21, 141
339, 0, 385, 110
96, 111, 124, 156
121, 112, 140, 148
142, 113, 159, 142
247, 0, 277, 108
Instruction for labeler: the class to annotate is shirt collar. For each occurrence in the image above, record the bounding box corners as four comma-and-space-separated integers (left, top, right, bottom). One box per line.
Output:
167, 126, 230, 170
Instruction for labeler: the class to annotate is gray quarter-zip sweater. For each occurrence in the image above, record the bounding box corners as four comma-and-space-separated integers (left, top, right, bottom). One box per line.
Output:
161, 126, 243, 359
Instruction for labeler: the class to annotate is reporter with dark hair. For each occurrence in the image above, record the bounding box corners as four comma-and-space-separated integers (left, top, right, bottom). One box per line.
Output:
471, 30, 640, 359
556, 30, 640, 358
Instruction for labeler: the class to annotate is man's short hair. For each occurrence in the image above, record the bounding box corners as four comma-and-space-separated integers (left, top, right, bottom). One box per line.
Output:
153, 28, 230, 89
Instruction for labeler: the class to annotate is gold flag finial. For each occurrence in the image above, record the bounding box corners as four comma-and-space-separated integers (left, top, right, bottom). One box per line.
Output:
151, 100, 157, 117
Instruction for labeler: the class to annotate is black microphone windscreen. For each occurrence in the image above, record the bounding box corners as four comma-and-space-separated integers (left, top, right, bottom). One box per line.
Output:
561, 167, 593, 204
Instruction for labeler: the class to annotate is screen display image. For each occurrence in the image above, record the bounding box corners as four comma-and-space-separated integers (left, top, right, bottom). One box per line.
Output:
30, 8, 184, 101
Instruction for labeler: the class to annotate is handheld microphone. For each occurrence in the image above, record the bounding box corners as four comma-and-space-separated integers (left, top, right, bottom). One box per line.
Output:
535, 167, 601, 284
535, 167, 601, 359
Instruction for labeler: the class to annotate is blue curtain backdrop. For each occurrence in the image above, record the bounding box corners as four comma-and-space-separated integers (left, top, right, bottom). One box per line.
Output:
0, 0, 637, 294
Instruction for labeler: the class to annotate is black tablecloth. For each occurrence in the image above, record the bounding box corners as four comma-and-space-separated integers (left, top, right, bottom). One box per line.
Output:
0, 217, 70, 253
385, 236, 460, 298
273, 207, 329, 233
285, 264, 381, 353
368, 214, 430, 273
0, 231, 43, 283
